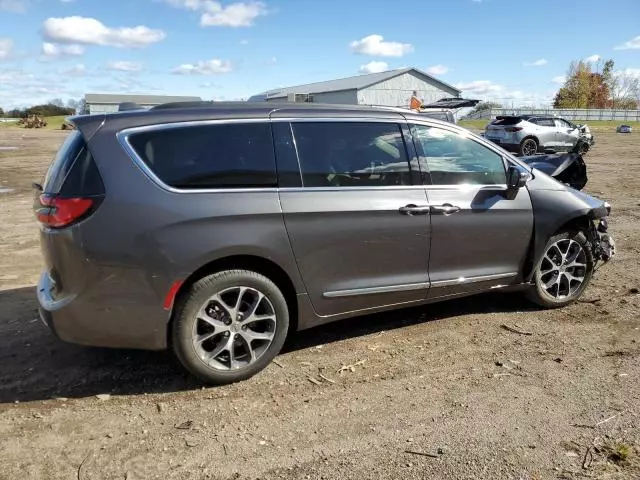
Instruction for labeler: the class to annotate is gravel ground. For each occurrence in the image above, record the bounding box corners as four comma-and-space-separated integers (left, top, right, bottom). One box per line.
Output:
0, 127, 638, 480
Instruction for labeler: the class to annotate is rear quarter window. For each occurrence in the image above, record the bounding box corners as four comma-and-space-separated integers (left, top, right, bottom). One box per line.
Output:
491, 117, 522, 126
42, 130, 104, 196
127, 123, 277, 189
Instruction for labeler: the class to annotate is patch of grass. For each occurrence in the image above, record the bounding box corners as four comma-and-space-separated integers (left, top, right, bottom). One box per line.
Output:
603, 441, 633, 465
0, 115, 69, 130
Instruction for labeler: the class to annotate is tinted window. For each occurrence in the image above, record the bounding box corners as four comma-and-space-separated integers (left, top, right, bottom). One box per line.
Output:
534, 118, 555, 127
491, 116, 522, 126
291, 122, 412, 188
411, 125, 506, 185
555, 119, 572, 128
128, 123, 276, 189
272, 122, 302, 188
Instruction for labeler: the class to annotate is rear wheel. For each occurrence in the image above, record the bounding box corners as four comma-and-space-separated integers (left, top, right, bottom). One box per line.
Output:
526, 231, 594, 308
519, 137, 538, 156
172, 270, 289, 384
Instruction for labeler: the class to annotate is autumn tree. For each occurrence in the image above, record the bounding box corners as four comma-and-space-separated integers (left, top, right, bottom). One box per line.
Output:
553, 60, 610, 108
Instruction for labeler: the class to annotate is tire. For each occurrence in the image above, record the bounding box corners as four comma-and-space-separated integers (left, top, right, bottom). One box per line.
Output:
172, 269, 289, 385
519, 137, 538, 156
526, 230, 594, 308
574, 140, 590, 154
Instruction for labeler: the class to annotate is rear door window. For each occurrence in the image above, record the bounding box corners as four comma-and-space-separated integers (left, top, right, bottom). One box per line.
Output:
290, 122, 413, 188
127, 122, 277, 189
535, 118, 556, 127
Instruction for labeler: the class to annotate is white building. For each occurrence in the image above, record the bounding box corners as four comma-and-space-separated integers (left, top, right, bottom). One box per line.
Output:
248, 67, 461, 108
84, 94, 202, 115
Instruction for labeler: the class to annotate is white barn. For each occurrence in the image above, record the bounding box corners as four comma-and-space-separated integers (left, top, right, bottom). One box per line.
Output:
248, 68, 461, 108
84, 94, 202, 115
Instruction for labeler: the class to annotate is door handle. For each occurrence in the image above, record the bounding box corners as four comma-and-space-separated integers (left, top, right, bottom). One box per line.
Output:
431, 203, 461, 215
399, 204, 431, 216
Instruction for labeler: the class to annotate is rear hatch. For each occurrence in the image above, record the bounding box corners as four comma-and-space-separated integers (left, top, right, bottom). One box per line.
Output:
34, 128, 105, 297
485, 116, 523, 141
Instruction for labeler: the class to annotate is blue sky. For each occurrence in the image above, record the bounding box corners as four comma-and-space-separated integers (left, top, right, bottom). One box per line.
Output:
0, 0, 639, 109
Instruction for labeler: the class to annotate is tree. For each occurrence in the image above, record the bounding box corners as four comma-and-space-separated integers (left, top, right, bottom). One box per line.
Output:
76, 98, 87, 115
609, 70, 640, 109
66, 99, 79, 111
553, 60, 610, 108
48, 98, 64, 108
0, 107, 4, 116
469, 101, 503, 115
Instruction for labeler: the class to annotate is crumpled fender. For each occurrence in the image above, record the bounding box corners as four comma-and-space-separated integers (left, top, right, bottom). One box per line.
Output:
520, 153, 588, 190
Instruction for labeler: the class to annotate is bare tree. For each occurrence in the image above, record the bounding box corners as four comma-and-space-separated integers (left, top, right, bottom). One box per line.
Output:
611, 71, 640, 109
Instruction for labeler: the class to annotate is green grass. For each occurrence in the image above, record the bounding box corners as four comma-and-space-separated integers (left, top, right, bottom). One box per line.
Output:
0, 115, 69, 130
459, 119, 640, 133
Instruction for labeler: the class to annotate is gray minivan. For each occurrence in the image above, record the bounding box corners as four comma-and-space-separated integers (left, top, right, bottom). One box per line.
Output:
35, 102, 615, 384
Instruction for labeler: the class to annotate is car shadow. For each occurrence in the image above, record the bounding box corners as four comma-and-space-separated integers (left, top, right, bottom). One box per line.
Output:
0, 286, 539, 403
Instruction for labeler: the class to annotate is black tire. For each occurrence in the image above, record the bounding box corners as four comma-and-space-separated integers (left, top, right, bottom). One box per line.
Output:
172, 269, 289, 385
519, 137, 538, 156
526, 230, 594, 308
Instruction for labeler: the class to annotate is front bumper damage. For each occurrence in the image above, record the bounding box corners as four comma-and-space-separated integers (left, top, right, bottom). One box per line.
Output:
589, 204, 616, 264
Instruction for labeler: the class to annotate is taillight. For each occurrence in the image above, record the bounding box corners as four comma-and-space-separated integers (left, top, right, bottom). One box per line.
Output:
35, 194, 95, 228
505, 127, 523, 132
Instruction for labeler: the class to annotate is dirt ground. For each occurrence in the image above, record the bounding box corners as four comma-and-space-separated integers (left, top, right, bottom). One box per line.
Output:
0, 127, 638, 480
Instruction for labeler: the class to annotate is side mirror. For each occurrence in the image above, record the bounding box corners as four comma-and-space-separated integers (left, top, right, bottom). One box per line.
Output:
507, 166, 529, 190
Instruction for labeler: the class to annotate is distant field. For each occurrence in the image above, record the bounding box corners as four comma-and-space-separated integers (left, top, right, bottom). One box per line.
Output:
459, 119, 640, 133
0, 115, 68, 130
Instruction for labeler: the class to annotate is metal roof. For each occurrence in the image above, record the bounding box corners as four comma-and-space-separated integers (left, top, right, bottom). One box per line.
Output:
85, 93, 202, 105
251, 68, 461, 100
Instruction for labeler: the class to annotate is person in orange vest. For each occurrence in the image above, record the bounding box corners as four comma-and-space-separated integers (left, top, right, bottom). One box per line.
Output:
409, 90, 423, 111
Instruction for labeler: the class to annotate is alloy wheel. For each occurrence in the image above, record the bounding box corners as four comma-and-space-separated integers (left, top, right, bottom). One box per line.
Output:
539, 239, 587, 299
192, 286, 277, 371
522, 139, 537, 156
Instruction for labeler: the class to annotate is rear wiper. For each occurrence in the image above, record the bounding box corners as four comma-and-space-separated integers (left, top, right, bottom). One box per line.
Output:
32, 182, 43, 192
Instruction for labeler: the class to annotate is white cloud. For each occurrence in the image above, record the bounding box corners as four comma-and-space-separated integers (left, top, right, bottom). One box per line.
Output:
614, 36, 640, 50
426, 64, 448, 75
0, 0, 28, 13
107, 60, 143, 72
41, 42, 84, 59
456, 80, 504, 96
42, 16, 166, 48
584, 54, 601, 63
165, 0, 268, 27
350, 34, 413, 57
61, 63, 86, 77
0, 38, 14, 59
524, 58, 547, 67
60, 0, 74, 2
240, 39, 249, 45
552, 75, 566, 84
359, 61, 388, 74
623, 68, 640, 79
172, 58, 233, 75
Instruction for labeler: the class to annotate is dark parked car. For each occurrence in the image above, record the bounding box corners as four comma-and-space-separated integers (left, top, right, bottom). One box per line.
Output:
35, 102, 616, 384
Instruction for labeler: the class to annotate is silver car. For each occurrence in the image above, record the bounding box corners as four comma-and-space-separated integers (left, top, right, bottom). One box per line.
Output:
485, 115, 591, 156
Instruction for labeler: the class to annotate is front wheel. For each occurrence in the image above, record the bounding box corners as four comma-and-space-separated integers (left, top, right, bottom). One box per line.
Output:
172, 270, 289, 385
526, 231, 594, 308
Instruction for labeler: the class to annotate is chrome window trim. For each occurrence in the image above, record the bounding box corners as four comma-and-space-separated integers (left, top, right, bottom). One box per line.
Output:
430, 272, 517, 288
115, 116, 523, 194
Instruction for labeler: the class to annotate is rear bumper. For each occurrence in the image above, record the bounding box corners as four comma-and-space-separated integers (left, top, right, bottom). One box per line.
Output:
486, 139, 520, 152
36, 270, 168, 351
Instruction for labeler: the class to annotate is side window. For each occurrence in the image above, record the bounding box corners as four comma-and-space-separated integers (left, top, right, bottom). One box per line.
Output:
555, 119, 572, 129
272, 122, 302, 188
127, 123, 277, 189
411, 124, 506, 185
291, 122, 412, 188
537, 118, 555, 127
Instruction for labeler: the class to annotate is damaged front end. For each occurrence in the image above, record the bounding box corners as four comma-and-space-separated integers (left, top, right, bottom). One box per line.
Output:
589, 206, 616, 264
520, 152, 588, 191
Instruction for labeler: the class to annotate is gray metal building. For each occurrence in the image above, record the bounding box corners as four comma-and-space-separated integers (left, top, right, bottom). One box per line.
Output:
248, 68, 461, 108
84, 94, 202, 115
